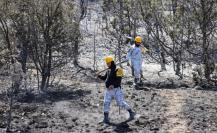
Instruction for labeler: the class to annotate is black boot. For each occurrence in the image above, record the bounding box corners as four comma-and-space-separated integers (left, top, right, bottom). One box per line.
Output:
134, 78, 137, 85
134, 78, 139, 89
103, 112, 109, 124
128, 109, 136, 120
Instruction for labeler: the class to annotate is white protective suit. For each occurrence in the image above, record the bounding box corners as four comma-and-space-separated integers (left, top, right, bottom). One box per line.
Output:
104, 87, 130, 112
126, 44, 143, 81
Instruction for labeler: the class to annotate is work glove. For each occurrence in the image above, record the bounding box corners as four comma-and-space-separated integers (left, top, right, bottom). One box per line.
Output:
97, 74, 102, 79
95, 72, 101, 79
108, 85, 114, 90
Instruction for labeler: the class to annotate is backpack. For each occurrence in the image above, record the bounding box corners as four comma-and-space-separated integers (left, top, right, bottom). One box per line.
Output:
116, 68, 124, 77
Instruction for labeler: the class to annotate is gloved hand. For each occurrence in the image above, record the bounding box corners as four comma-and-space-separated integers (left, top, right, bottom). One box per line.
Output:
96, 75, 100, 78
95, 72, 101, 79
108, 85, 114, 90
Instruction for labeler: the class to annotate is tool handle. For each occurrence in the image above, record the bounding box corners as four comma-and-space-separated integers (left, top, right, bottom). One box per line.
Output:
96, 60, 127, 75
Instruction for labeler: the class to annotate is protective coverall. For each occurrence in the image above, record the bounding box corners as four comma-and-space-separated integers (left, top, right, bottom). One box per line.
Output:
126, 44, 143, 84
98, 61, 135, 124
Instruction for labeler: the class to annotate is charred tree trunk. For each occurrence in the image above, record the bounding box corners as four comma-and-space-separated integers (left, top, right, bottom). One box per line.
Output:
73, 35, 79, 67
117, 0, 124, 66
201, 0, 211, 80
156, 20, 166, 71
20, 44, 28, 73
41, 73, 47, 91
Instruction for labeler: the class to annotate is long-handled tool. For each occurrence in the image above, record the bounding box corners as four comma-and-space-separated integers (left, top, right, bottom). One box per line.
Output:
95, 60, 128, 75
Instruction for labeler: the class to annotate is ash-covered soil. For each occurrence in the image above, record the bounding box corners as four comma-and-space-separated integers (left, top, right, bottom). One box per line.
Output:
1, 74, 217, 133
1, 1, 217, 133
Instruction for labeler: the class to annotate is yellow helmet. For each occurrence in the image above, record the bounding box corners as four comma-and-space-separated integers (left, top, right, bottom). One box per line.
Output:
135, 36, 142, 44
104, 56, 114, 64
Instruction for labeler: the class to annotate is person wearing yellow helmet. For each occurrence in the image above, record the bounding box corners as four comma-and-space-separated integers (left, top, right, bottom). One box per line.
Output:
126, 36, 147, 88
97, 56, 135, 124
135, 36, 142, 44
